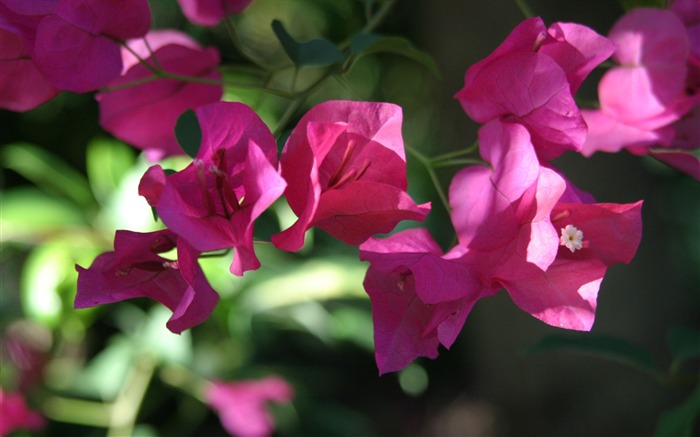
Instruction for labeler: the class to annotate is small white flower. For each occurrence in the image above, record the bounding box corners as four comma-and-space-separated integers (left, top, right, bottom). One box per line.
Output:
560, 224, 584, 253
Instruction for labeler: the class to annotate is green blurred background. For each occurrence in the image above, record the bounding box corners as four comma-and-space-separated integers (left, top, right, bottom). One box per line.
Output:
1, 0, 698, 436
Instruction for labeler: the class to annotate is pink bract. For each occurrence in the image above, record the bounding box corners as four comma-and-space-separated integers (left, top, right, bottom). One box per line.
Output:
75, 229, 219, 334
97, 30, 223, 159
0, 389, 45, 437
177, 0, 254, 26
206, 376, 293, 437
139, 102, 286, 276
455, 17, 615, 160
32, 0, 151, 92
272, 100, 430, 252
359, 228, 483, 375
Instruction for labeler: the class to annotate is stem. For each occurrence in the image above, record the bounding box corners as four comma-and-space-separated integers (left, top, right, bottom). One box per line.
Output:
514, 0, 536, 18
362, 0, 398, 34
106, 356, 156, 437
407, 146, 450, 213
432, 158, 485, 168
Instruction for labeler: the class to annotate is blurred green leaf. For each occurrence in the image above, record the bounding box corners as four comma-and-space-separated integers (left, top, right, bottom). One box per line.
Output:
272, 19, 344, 67
653, 385, 700, 437
174, 109, 202, 159
137, 306, 193, 365
330, 306, 374, 351
76, 335, 134, 400
349, 34, 441, 78
527, 334, 657, 375
2, 142, 94, 208
619, 0, 665, 10
668, 326, 700, 372
0, 188, 86, 243
86, 138, 136, 205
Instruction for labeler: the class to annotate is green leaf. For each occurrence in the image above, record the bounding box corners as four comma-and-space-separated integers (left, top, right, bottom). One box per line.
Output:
0, 188, 86, 244
2, 142, 95, 208
349, 34, 441, 78
174, 109, 202, 158
668, 326, 700, 372
86, 138, 136, 205
619, 0, 665, 10
271, 19, 344, 67
653, 385, 700, 437
527, 334, 657, 375
75, 335, 134, 400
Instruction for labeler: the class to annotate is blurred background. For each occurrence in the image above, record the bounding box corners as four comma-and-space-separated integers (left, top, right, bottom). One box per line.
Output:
1, 0, 698, 436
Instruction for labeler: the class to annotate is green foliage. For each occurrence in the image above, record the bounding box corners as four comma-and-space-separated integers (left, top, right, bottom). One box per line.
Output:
653, 385, 700, 437
349, 34, 441, 78
272, 19, 344, 67
618, 0, 666, 10
174, 109, 203, 158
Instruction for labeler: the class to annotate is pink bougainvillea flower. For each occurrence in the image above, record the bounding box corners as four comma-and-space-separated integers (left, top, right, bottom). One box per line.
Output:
272, 100, 430, 252
32, 0, 151, 92
206, 376, 294, 437
455, 17, 615, 160
177, 0, 254, 27
582, 7, 700, 180
449, 120, 643, 331
139, 102, 286, 276
359, 228, 484, 375
97, 30, 222, 159
75, 229, 219, 334
0, 389, 45, 437
0, 19, 59, 111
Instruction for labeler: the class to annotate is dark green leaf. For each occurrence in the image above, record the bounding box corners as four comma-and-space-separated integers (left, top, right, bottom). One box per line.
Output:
527, 334, 657, 374
174, 109, 202, 158
271, 20, 344, 67
349, 34, 441, 78
653, 385, 700, 437
668, 326, 700, 371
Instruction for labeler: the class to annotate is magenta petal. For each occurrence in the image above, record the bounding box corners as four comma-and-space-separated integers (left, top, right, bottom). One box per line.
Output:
206, 376, 294, 437
33, 15, 122, 92
540, 22, 616, 93
312, 181, 430, 245
580, 109, 672, 156
97, 30, 222, 158
552, 201, 644, 266
648, 150, 700, 181
363, 266, 474, 375
503, 259, 606, 331
0, 26, 59, 111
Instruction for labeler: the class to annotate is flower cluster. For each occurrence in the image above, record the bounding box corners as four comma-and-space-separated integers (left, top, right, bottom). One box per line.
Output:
7, 0, 691, 380
360, 17, 644, 374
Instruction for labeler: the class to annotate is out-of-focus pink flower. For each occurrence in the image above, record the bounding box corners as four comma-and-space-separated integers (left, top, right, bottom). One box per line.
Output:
2, 321, 51, 391
177, 0, 254, 26
0, 389, 45, 437
449, 120, 643, 331
272, 100, 430, 252
0, 1, 60, 111
206, 376, 294, 437
32, 0, 151, 92
97, 30, 222, 160
359, 228, 483, 375
455, 17, 615, 160
139, 102, 286, 276
582, 7, 700, 180
75, 229, 219, 334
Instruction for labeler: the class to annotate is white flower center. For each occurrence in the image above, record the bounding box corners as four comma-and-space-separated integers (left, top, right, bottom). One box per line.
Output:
560, 224, 584, 253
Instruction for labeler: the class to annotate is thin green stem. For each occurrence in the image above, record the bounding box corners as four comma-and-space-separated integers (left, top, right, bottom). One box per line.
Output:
407, 146, 450, 213
432, 158, 485, 168
514, 0, 535, 18
106, 357, 156, 437
362, 0, 398, 34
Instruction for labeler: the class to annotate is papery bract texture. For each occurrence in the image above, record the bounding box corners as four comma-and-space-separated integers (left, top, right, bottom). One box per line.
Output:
455, 17, 615, 160
582, 6, 700, 180
206, 376, 294, 437
139, 102, 286, 276
448, 120, 643, 331
177, 0, 254, 26
32, 0, 151, 92
359, 228, 483, 374
0, 389, 45, 437
97, 30, 223, 159
272, 100, 430, 252
75, 229, 219, 333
